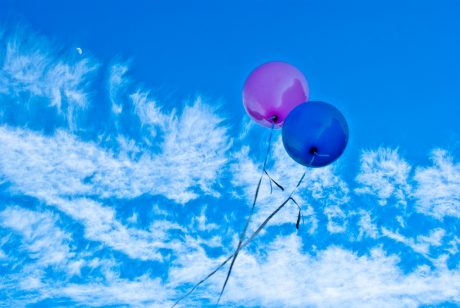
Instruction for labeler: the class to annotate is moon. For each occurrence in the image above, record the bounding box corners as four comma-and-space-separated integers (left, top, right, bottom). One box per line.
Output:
76, 47, 83, 55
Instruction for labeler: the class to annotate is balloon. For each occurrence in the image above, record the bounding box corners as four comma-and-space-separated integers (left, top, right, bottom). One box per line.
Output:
282, 101, 349, 168
243, 61, 309, 129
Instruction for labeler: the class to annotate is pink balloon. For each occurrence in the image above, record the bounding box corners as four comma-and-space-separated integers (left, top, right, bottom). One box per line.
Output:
243, 61, 309, 129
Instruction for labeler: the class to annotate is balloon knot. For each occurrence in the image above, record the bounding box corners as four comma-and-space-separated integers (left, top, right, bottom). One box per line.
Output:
309, 146, 318, 155
270, 115, 278, 123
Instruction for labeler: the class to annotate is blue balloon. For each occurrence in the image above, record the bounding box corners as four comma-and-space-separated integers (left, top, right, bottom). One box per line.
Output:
282, 101, 349, 168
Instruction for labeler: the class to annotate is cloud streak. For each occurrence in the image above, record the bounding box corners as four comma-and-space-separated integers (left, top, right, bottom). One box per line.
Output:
414, 149, 460, 219
0, 27, 99, 129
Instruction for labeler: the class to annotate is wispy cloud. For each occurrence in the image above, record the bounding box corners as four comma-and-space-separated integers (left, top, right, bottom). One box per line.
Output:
0, 206, 74, 268
355, 147, 411, 206
45, 196, 179, 261
0, 27, 99, 129
414, 149, 460, 219
225, 235, 460, 307
0, 32, 231, 261
0, 113, 229, 204
0, 26, 459, 307
53, 276, 175, 307
171, 234, 460, 307
382, 227, 446, 257
356, 209, 379, 240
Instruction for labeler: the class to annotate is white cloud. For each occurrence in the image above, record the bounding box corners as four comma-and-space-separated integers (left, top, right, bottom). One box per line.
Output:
2, 261, 175, 307
158, 97, 231, 202
355, 147, 411, 206
0, 127, 96, 198
381, 227, 446, 257
0, 206, 74, 267
413, 149, 460, 219
46, 196, 178, 261
168, 244, 222, 287
0, 109, 229, 204
107, 62, 130, 115
130, 90, 168, 133
54, 276, 174, 307
171, 234, 460, 307
446, 236, 460, 255
324, 205, 348, 233
127, 212, 138, 224
191, 205, 219, 232
0, 118, 228, 258
0, 28, 99, 128
357, 210, 379, 239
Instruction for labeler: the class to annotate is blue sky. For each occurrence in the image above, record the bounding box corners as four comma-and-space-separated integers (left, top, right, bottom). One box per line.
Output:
0, 0, 459, 306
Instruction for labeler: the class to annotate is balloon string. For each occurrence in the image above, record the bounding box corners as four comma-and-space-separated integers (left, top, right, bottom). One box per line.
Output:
262, 122, 275, 169
289, 196, 301, 230
171, 157, 315, 307
264, 170, 284, 193
216, 123, 275, 305
170, 168, 309, 308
